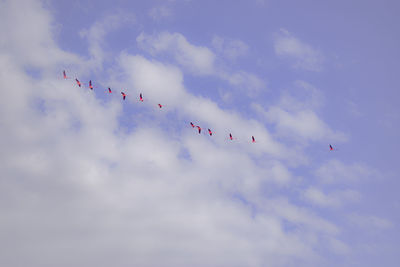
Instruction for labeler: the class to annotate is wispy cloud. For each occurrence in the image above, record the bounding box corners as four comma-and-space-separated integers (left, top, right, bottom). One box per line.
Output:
348, 214, 393, 230
117, 53, 291, 161
303, 187, 361, 208
274, 29, 324, 71
315, 159, 378, 185
212, 35, 249, 61
253, 81, 347, 143
80, 12, 135, 69
137, 31, 265, 94
137, 32, 216, 75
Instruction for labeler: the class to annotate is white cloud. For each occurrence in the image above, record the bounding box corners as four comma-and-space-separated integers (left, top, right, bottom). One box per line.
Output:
0, 0, 81, 68
117, 53, 186, 106
264, 198, 340, 235
266, 107, 335, 140
137, 31, 266, 94
327, 238, 350, 255
0, 1, 385, 266
0, 66, 328, 265
218, 87, 234, 103
0, 48, 322, 267
292, 80, 324, 109
137, 32, 216, 75
117, 54, 297, 164
212, 35, 249, 61
274, 29, 324, 71
315, 159, 377, 185
220, 71, 265, 94
80, 13, 135, 69
303, 187, 361, 208
253, 81, 347, 143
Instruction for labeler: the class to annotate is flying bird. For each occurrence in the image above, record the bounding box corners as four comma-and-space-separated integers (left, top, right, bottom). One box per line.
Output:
58, 70, 302, 149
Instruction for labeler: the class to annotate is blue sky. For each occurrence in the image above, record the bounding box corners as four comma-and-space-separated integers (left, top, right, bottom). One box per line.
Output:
1, 0, 399, 266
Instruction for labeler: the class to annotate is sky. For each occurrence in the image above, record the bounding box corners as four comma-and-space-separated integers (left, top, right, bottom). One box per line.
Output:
0, 0, 399, 266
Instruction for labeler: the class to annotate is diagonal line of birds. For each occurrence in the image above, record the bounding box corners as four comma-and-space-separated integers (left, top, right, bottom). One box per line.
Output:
63, 70, 336, 150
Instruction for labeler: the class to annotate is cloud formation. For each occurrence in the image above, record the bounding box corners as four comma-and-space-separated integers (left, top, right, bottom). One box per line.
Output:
303, 187, 361, 208
137, 32, 215, 75
212, 35, 249, 61
253, 81, 346, 143
80, 13, 135, 69
0, 1, 392, 267
315, 159, 376, 185
0, 0, 80, 68
137, 31, 265, 94
274, 29, 324, 71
